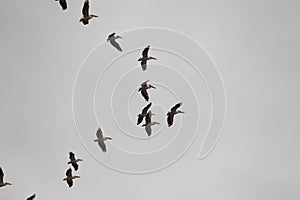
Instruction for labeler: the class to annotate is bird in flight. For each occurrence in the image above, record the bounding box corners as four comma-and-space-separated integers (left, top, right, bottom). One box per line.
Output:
94, 127, 112, 153
55, 0, 67, 10
107, 33, 123, 52
0, 167, 11, 188
137, 102, 152, 125
138, 80, 156, 101
167, 102, 184, 127
142, 111, 160, 137
79, 0, 98, 25
68, 152, 83, 171
63, 168, 80, 188
27, 194, 36, 200
138, 45, 157, 71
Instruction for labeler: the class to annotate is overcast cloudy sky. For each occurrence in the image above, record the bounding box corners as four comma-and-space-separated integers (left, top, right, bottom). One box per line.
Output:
0, 0, 299, 199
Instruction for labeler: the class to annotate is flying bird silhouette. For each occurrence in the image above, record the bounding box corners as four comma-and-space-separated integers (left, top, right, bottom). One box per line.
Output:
94, 127, 112, 153
27, 194, 36, 200
55, 0, 67, 10
0, 167, 11, 188
167, 102, 184, 127
68, 152, 83, 171
138, 45, 157, 71
63, 168, 80, 188
138, 80, 156, 101
142, 111, 160, 137
137, 102, 152, 125
79, 0, 98, 25
107, 33, 123, 51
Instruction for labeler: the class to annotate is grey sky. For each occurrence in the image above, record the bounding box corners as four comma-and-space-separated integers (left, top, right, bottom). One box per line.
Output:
0, 0, 300, 199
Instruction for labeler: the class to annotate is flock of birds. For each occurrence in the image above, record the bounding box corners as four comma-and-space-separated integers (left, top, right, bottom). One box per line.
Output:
0, 0, 186, 198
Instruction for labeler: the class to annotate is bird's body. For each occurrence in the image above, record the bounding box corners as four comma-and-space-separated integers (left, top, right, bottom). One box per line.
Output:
0, 167, 11, 188
68, 152, 83, 171
55, 0, 67, 10
137, 102, 152, 125
138, 45, 157, 71
107, 33, 123, 51
138, 80, 156, 101
94, 127, 112, 153
63, 168, 80, 188
142, 111, 160, 136
79, 0, 98, 25
27, 194, 36, 200
167, 102, 184, 127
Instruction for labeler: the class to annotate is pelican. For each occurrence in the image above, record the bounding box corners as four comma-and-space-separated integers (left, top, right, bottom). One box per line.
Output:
55, 0, 67, 10
138, 80, 156, 101
27, 194, 36, 200
68, 152, 83, 171
0, 167, 11, 188
142, 111, 160, 137
137, 102, 152, 125
167, 102, 184, 127
79, 0, 98, 25
94, 127, 112, 153
138, 45, 157, 71
63, 168, 80, 188
107, 33, 123, 52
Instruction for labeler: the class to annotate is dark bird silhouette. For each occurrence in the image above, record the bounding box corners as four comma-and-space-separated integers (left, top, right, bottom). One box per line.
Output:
138, 80, 156, 101
68, 152, 83, 171
167, 102, 184, 127
142, 111, 160, 136
55, 0, 67, 10
137, 102, 152, 125
63, 168, 80, 188
27, 194, 36, 200
107, 33, 123, 51
138, 45, 157, 71
79, 0, 98, 25
94, 127, 112, 153
0, 167, 11, 188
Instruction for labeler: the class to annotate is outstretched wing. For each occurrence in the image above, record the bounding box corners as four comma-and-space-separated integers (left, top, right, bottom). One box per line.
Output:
137, 114, 144, 125
171, 102, 182, 112
145, 125, 152, 137
69, 152, 75, 161
96, 127, 103, 139
59, 0, 67, 10
72, 162, 79, 171
167, 114, 174, 127
142, 102, 152, 114
141, 60, 147, 71
110, 40, 122, 52
66, 168, 72, 177
0, 167, 4, 184
142, 45, 150, 58
82, 0, 89, 17
98, 141, 107, 153
140, 89, 149, 101
27, 194, 36, 200
145, 111, 152, 124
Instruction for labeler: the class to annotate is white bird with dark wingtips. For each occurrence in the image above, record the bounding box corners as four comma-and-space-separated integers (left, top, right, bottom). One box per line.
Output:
107, 33, 123, 52
142, 111, 160, 137
0, 167, 11, 188
63, 168, 80, 188
94, 127, 112, 153
137, 102, 152, 125
55, 0, 67, 10
27, 194, 36, 200
138, 45, 157, 71
138, 80, 156, 101
68, 152, 83, 171
79, 0, 98, 25
167, 102, 184, 127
